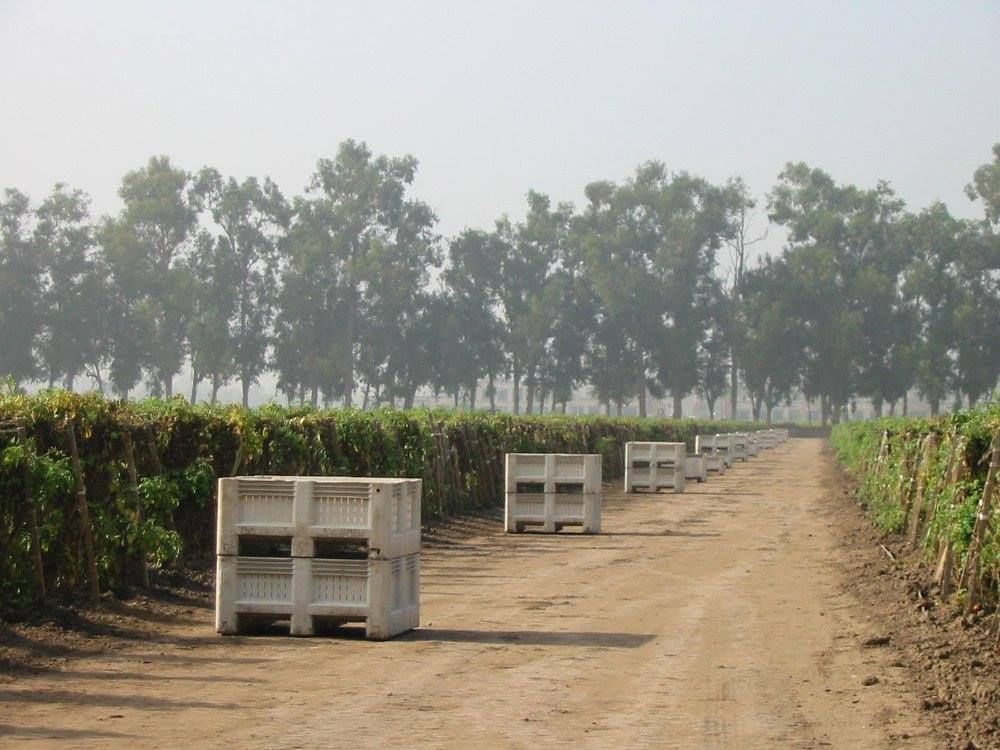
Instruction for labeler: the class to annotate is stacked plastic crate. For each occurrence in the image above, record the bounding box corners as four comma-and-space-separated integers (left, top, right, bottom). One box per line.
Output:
729, 433, 750, 462
505, 454, 602, 533
695, 434, 730, 473
684, 452, 707, 483
215, 475, 421, 640
624, 442, 686, 493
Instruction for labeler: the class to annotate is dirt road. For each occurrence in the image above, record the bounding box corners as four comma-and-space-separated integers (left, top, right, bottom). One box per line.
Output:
0, 439, 936, 748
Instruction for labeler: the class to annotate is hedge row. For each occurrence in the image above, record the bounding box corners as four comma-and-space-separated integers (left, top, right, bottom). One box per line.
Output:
0, 390, 758, 609
830, 403, 1000, 607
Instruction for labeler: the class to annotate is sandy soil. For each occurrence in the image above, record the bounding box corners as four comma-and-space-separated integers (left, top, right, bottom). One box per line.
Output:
0, 439, 939, 749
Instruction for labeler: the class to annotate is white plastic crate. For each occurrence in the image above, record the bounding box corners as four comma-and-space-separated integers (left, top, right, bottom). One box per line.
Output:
684, 453, 707, 482
695, 434, 733, 468
703, 453, 726, 474
746, 434, 760, 457
624, 442, 686, 493
215, 552, 419, 640
217, 476, 421, 559
729, 433, 749, 462
504, 454, 601, 533
761, 430, 783, 449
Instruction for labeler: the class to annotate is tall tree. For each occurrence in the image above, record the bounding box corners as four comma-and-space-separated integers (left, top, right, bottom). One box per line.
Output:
184, 232, 237, 403
442, 229, 507, 409
900, 203, 962, 415
951, 221, 1000, 407
648, 172, 732, 418
494, 192, 569, 414
273, 198, 347, 406
719, 176, 766, 419
101, 156, 198, 397
697, 284, 731, 419
355, 198, 439, 408
34, 184, 106, 391
768, 164, 904, 424
740, 257, 804, 422
298, 140, 433, 406
193, 169, 290, 406
0, 189, 42, 386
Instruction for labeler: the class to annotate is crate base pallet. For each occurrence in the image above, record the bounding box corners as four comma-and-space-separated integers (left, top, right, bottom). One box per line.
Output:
217, 476, 422, 559
504, 492, 601, 534
216, 553, 419, 640
684, 454, 707, 482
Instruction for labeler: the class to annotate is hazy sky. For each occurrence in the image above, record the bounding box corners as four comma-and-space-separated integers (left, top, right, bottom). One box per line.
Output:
3, 1, 999, 257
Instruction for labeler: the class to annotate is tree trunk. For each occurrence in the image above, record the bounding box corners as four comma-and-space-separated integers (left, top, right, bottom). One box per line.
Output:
873, 401, 883, 418
454, 391, 460, 409
902, 392, 908, 416
538, 390, 546, 414
512, 360, 521, 415
729, 356, 738, 419
888, 401, 896, 416
526, 380, 535, 414
310, 384, 319, 408
765, 403, 773, 424
706, 396, 716, 420
362, 382, 371, 410
190, 369, 200, 404
164, 377, 173, 399
604, 401, 611, 416
488, 374, 496, 413
241, 377, 250, 408
63, 374, 75, 392
469, 382, 477, 410
344, 289, 357, 408
615, 401, 623, 417
929, 397, 940, 417
403, 388, 416, 410
672, 393, 683, 419
637, 372, 647, 418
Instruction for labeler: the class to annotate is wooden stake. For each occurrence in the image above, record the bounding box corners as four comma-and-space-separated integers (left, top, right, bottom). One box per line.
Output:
906, 433, 939, 548
64, 421, 100, 604
122, 428, 150, 589
934, 435, 969, 598
959, 434, 1000, 612
15, 423, 46, 606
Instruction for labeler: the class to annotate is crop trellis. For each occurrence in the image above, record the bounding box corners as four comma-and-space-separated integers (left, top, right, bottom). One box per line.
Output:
0, 390, 757, 609
831, 403, 1000, 612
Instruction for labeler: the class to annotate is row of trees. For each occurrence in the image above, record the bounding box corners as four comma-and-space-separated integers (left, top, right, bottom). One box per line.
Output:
2, 142, 998, 422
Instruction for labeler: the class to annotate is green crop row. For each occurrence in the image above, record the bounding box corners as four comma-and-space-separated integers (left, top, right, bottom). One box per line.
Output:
0, 389, 759, 610
830, 402, 1000, 604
